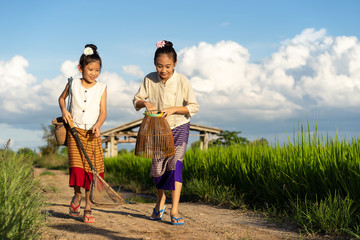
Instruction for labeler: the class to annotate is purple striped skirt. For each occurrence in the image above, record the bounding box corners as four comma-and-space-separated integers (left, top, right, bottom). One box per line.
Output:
153, 122, 190, 190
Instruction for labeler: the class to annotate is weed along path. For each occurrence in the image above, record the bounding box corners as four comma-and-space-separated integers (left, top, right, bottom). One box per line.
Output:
36, 168, 308, 240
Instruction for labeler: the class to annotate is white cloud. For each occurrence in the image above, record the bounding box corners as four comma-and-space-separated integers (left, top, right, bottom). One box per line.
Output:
122, 65, 144, 78
60, 60, 79, 77
177, 40, 301, 121
0, 55, 36, 88
178, 41, 251, 93
177, 28, 360, 122
0, 56, 40, 113
100, 71, 141, 116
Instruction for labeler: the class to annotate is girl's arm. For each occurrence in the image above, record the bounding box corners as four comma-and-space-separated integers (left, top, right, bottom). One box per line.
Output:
135, 100, 157, 113
58, 83, 72, 124
133, 77, 158, 113
161, 106, 189, 118
92, 88, 107, 137
161, 77, 199, 118
182, 78, 199, 117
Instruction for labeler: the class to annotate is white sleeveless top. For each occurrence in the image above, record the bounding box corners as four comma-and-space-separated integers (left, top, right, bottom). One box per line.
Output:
69, 78, 106, 130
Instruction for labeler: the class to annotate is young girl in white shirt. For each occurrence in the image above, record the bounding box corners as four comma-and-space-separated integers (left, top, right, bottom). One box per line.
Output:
58, 44, 107, 223
133, 40, 199, 225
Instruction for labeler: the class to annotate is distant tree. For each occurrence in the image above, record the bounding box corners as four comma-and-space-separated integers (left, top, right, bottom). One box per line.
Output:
17, 147, 36, 156
39, 124, 59, 156
212, 130, 249, 146
251, 138, 269, 146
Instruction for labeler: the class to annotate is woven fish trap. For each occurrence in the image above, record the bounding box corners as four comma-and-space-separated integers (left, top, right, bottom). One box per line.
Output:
135, 113, 175, 158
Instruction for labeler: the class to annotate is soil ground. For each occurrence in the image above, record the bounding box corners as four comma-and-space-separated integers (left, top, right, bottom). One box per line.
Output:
36, 168, 338, 240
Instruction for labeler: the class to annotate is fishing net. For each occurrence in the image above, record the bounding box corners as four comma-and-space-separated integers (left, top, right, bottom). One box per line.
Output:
135, 112, 175, 159
90, 170, 125, 207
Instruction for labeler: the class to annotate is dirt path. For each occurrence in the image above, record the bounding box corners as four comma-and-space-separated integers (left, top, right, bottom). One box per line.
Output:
36, 168, 318, 240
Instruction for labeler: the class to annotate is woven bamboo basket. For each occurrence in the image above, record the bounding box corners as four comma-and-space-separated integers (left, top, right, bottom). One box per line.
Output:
52, 117, 67, 146
135, 112, 175, 158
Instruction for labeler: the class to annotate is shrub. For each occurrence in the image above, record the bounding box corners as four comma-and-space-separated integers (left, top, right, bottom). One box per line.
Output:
0, 150, 45, 239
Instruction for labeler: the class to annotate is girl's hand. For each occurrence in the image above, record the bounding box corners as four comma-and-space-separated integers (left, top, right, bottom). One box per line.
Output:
144, 101, 157, 113
92, 126, 101, 138
161, 107, 177, 118
62, 110, 72, 125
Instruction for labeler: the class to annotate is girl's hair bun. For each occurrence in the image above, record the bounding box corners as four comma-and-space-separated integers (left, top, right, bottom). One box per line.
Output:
164, 41, 173, 48
85, 44, 97, 52
79, 43, 102, 69
154, 40, 177, 63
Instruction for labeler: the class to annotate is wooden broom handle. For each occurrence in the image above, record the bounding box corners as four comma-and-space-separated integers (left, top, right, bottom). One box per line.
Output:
67, 118, 75, 128
66, 118, 96, 171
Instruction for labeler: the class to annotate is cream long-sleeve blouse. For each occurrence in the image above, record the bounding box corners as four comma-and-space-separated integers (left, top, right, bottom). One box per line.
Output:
133, 71, 199, 129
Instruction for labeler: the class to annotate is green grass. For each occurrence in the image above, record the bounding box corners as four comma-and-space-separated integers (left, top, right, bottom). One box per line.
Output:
34, 153, 68, 170
0, 150, 45, 239
290, 192, 359, 236
182, 127, 360, 236
104, 123, 360, 237
39, 171, 56, 176
104, 152, 155, 193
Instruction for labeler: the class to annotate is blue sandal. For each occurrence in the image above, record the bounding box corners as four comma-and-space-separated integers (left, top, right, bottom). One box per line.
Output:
171, 216, 185, 225
150, 206, 166, 220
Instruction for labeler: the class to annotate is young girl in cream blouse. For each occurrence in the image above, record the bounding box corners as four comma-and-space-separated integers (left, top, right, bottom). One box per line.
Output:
133, 40, 199, 225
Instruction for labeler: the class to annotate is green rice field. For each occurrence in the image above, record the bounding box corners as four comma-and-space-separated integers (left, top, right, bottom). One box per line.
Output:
105, 124, 360, 237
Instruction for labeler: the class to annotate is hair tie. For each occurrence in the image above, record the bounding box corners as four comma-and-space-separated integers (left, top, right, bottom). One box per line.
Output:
83, 47, 94, 56
156, 40, 166, 49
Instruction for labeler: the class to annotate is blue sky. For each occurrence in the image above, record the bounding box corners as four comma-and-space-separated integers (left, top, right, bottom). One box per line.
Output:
1, 0, 360, 151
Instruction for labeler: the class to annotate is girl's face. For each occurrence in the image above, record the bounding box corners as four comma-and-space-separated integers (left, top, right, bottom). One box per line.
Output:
78, 61, 101, 83
155, 54, 177, 82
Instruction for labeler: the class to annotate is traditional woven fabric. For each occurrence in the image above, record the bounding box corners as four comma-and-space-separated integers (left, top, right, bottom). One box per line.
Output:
151, 142, 186, 177
153, 122, 190, 190
67, 127, 104, 173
